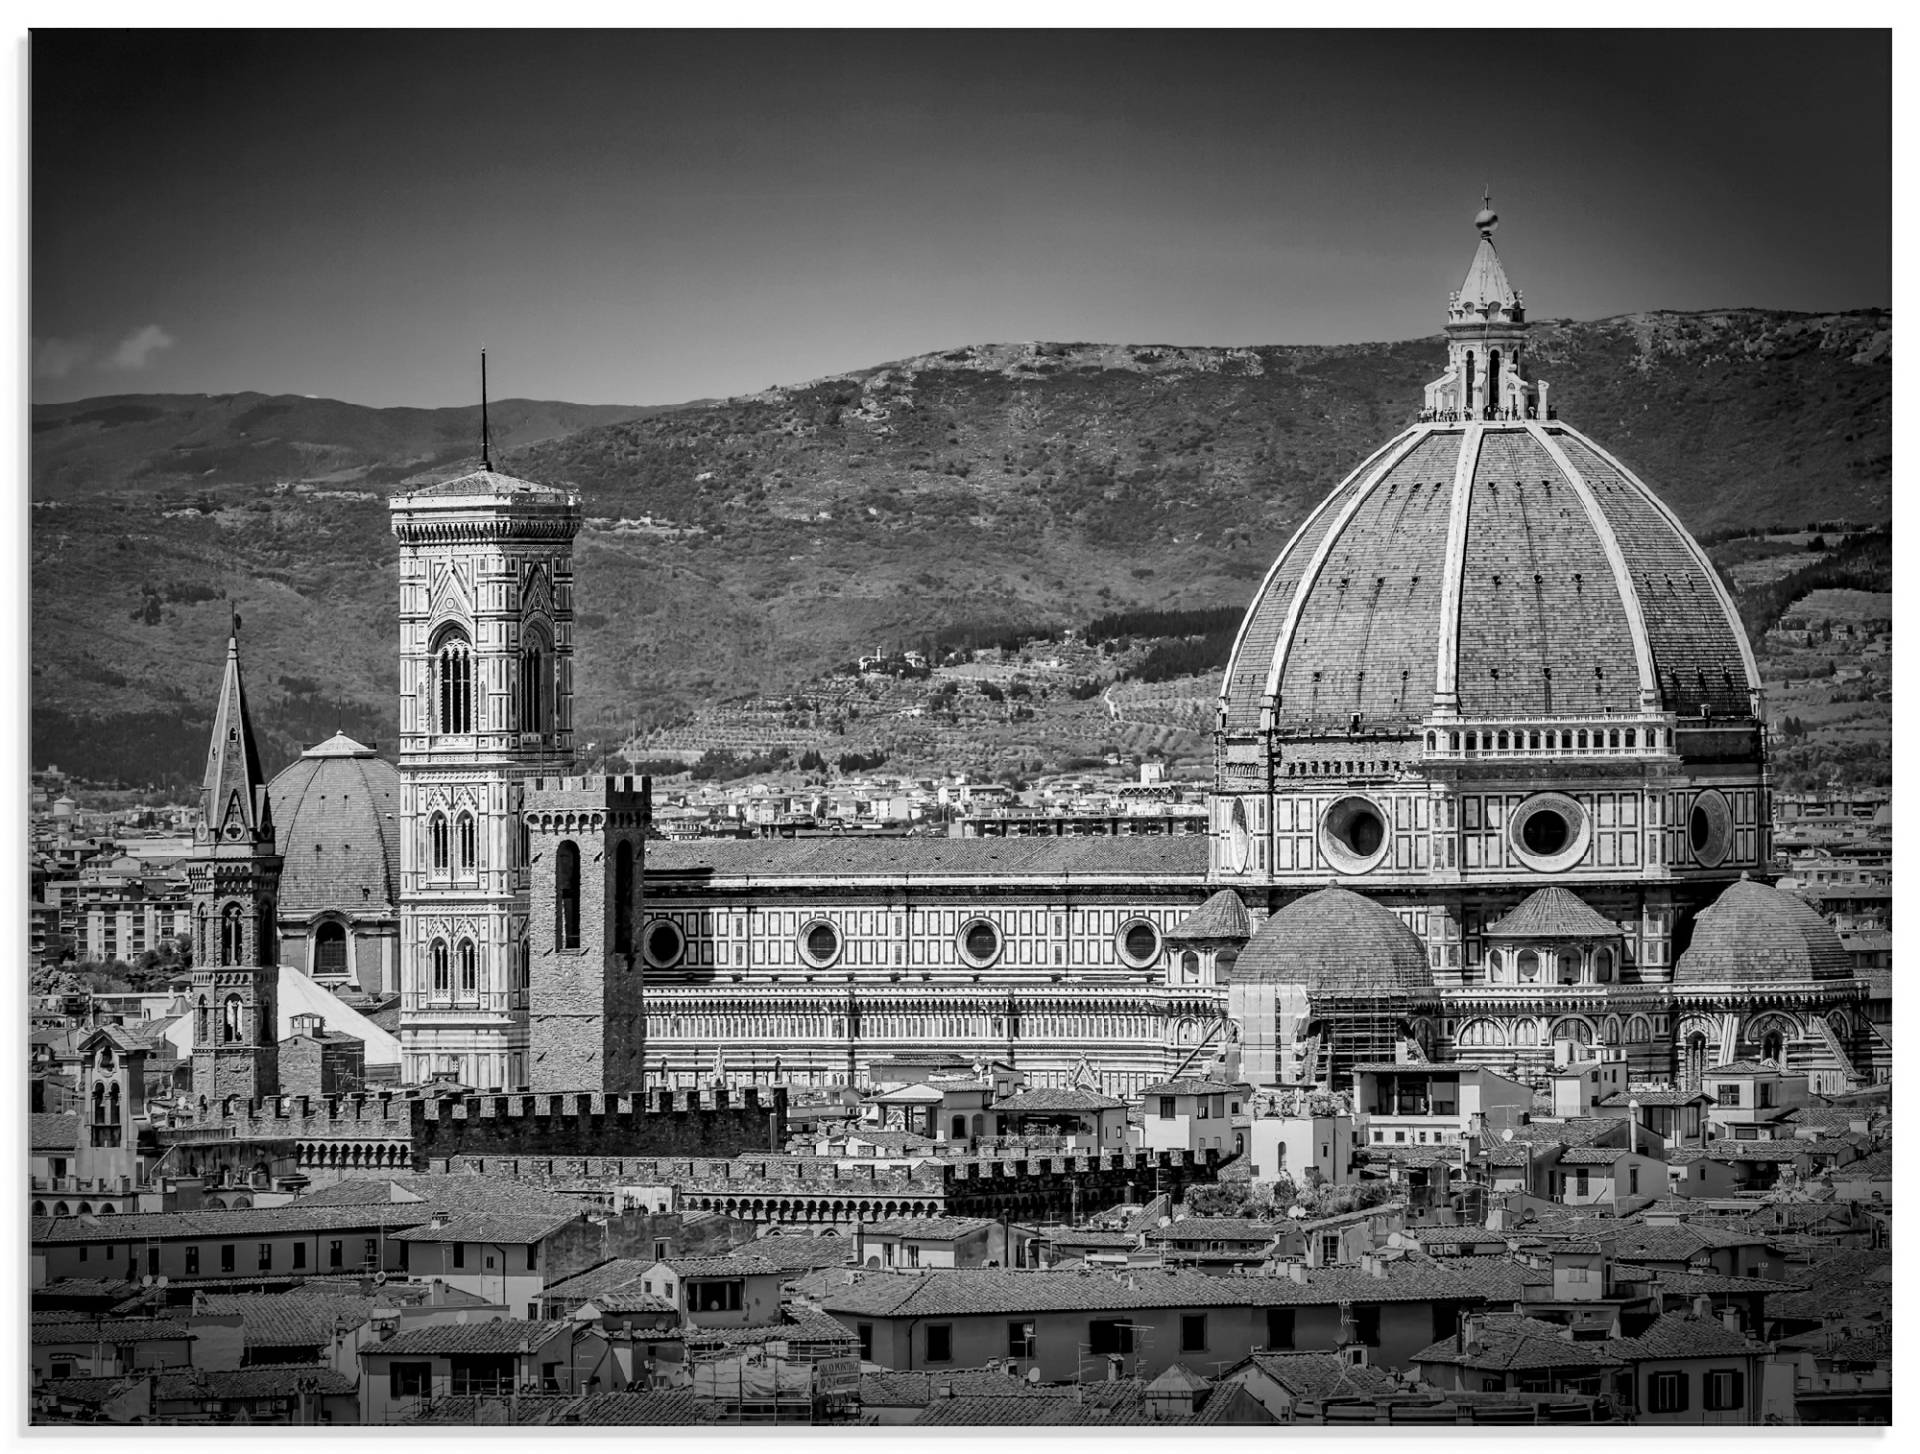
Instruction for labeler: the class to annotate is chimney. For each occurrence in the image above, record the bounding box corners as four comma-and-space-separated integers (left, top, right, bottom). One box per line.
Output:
1721, 1307, 1744, 1334
432, 1208, 450, 1228
1691, 1296, 1713, 1320
1288, 1261, 1308, 1285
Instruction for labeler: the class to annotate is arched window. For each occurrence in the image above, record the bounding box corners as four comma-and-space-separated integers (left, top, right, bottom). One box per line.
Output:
1465, 349, 1477, 409
1592, 947, 1614, 983
614, 841, 635, 954
93, 1083, 107, 1122
430, 813, 449, 874
314, 920, 348, 979
1180, 951, 1200, 984
1516, 949, 1540, 982
1761, 1028, 1785, 1064
220, 904, 244, 966
1557, 951, 1579, 984
456, 812, 477, 874
108, 1083, 120, 1123
222, 994, 244, 1043
196, 995, 209, 1043
556, 842, 581, 950
1488, 347, 1502, 409
520, 631, 551, 734
433, 627, 474, 734
458, 939, 477, 995
430, 939, 450, 994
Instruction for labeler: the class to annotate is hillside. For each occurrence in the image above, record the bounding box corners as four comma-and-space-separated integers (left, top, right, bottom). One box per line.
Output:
29, 391, 672, 498
29, 308, 1891, 789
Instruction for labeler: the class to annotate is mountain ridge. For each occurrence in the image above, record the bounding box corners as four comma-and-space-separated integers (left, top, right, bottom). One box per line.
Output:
30, 306, 1891, 789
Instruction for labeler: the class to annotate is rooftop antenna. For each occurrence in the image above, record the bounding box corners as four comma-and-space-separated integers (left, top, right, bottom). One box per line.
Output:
480, 348, 492, 471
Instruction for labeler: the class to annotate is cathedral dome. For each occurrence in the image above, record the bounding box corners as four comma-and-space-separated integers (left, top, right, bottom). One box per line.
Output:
1673, 878, 1853, 986
1220, 420, 1760, 737
1220, 210, 1758, 742
267, 733, 402, 916
1231, 887, 1432, 995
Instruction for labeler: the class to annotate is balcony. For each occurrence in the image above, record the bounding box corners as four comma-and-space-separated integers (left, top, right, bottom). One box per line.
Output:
1423, 718, 1672, 762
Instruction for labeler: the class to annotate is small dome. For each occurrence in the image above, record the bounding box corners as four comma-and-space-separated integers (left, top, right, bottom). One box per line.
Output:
1165, 889, 1252, 944
1231, 887, 1433, 995
1674, 878, 1853, 985
267, 735, 401, 916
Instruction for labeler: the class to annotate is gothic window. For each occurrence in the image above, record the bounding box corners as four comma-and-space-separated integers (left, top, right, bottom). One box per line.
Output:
196, 995, 209, 1043
1626, 1014, 1652, 1043
222, 994, 244, 1043
431, 939, 450, 995
432, 627, 475, 734
314, 920, 348, 979
430, 813, 450, 874
556, 842, 581, 950
220, 904, 244, 966
520, 630, 551, 734
614, 841, 635, 954
456, 812, 477, 875
458, 939, 477, 995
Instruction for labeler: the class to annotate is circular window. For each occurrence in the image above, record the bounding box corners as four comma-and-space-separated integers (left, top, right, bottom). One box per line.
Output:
1688, 789, 1733, 868
1117, 917, 1161, 967
1318, 795, 1391, 874
958, 917, 1002, 967
641, 919, 684, 970
800, 919, 842, 967
1508, 793, 1592, 873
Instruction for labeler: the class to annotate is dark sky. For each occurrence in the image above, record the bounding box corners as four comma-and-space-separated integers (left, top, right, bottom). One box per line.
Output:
31, 29, 1891, 408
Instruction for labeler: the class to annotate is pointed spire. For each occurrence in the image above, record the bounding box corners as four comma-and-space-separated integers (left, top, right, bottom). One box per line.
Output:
201, 618, 270, 838
1453, 195, 1521, 323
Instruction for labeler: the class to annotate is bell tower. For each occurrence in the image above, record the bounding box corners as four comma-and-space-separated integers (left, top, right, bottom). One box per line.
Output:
188, 622, 283, 1103
390, 440, 582, 1091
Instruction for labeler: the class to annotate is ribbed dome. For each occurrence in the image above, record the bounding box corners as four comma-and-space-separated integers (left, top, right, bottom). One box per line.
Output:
1231, 887, 1433, 995
1674, 878, 1853, 985
1220, 422, 1759, 735
267, 733, 401, 915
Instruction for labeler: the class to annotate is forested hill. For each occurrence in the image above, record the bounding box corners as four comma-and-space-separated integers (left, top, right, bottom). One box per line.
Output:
31, 307, 1890, 788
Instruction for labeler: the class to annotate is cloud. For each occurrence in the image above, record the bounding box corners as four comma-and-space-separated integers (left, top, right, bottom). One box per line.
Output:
33, 337, 94, 378
108, 324, 176, 370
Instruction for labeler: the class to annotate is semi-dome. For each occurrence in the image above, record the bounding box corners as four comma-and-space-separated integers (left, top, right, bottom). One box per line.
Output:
1220, 420, 1760, 736
268, 732, 402, 915
1674, 878, 1853, 985
1232, 887, 1433, 995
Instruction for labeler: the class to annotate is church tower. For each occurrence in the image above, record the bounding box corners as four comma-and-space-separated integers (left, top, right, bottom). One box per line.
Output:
188, 625, 283, 1102
389, 456, 581, 1091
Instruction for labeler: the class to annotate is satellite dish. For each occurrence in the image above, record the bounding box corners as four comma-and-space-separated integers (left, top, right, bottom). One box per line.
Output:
1501, 1129, 1515, 1143
1025, 1367, 1042, 1384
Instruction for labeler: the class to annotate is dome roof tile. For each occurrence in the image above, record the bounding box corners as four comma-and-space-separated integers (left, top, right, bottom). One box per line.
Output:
1220, 422, 1758, 736
267, 736, 401, 917
1673, 878, 1853, 985
1164, 889, 1252, 943
1485, 888, 1621, 940
1230, 887, 1433, 996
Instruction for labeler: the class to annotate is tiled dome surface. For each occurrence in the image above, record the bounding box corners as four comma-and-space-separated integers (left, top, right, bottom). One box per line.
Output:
1221, 422, 1756, 735
1230, 887, 1433, 995
1673, 878, 1853, 985
268, 733, 401, 915
1486, 887, 1622, 940
1164, 889, 1252, 943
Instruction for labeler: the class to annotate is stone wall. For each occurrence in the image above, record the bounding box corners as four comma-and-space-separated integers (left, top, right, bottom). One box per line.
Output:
525, 776, 650, 1092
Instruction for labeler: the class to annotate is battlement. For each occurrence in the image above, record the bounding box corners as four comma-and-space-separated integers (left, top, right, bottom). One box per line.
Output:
524, 775, 652, 811
166, 1085, 785, 1159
